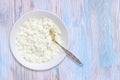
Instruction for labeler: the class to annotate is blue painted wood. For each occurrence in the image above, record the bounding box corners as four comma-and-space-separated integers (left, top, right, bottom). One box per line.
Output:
0, 0, 120, 80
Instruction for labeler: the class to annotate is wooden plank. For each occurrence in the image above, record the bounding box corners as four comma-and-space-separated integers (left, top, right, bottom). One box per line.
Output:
58, 0, 80, 80
59, 0, 120, 80
0, 0, 59, 80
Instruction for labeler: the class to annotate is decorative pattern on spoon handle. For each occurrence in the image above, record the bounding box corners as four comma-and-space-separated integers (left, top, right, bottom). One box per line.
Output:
56, 42, 83, 66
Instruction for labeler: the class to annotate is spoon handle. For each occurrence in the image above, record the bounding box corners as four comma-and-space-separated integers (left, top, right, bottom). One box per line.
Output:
56, 42, 83, 66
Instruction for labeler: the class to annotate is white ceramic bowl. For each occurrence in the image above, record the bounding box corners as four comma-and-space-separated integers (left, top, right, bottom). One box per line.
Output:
10, 11, 69, 70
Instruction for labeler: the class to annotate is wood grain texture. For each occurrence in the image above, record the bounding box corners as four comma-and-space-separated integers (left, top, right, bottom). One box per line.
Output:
0, 0, 120, 80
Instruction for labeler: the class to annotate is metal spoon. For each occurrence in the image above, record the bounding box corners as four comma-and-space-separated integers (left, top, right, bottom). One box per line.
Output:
49, 30, 83, 66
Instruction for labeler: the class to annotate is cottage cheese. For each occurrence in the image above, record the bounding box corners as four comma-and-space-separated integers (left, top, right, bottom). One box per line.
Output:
16, 18, 62, 63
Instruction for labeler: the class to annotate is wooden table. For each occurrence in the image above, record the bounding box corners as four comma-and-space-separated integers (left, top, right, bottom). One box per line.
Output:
0, 0, 120, 80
